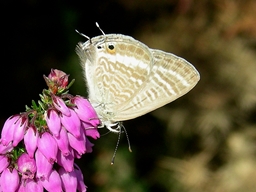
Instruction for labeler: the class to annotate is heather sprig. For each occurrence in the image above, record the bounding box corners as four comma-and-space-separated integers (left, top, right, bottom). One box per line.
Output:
0, 69, 100, 192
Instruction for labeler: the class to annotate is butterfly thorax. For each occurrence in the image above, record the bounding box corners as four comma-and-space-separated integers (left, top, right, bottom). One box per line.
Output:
90, 101, 121, 132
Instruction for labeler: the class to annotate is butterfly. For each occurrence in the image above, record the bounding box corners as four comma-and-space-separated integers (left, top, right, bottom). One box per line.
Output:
76, 25, 200, 133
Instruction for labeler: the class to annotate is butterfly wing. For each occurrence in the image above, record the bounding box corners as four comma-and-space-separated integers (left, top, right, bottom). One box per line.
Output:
113, 49, 200, 121
77, 34, 199, 123
77, 35, 155, 121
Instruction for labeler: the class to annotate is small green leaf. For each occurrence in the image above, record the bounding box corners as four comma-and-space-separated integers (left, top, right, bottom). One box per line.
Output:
67, 79, 75, 90
38, 100, 46, 111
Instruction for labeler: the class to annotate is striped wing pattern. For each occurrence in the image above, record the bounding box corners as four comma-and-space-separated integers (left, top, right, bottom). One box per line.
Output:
77, 34, 200, 123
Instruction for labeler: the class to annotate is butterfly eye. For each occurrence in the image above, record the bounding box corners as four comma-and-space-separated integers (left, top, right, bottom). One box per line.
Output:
106, 43, 116, 54
108, 44, 114, 50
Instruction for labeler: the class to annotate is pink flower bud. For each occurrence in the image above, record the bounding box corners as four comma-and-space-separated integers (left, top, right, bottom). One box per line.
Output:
54, 128, 70, 156
45, 109, 61, 137
24, 126, 38, 158
0, 155, 9, 173
59, 167, 77, 192
35, 150, 53, 181
60, 109, 81, 138
71, 96, 100, 126
0, 115, 20, 146
48, 69, 69, 89
17, 153, 36, 179
45, 69, 69, 94
82, 122, 100, 139
74, 165, 87, 192
67, 129, 86, 155
56, 150, 74, 172
40, 170, 62, 192
13, 116, 28, 147
37, 132, 58, 164
52, 95, 71, 117
0, 168, 20, 192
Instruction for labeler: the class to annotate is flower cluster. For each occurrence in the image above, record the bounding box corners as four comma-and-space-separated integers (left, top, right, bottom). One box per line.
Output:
0, 69, 100, 192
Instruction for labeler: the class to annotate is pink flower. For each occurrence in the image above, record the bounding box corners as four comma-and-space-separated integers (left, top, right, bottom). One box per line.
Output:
82, 122, 100, 139
0, 168, 20, 192
37, 132, 58, 164
85, 137, 94, 153
35, 150, 53, 181
73, 150, 82, 159
56, 150, 74, 172
45, 109, 61, 137
71, 96, 100, 126
18, 179, 43, 192
59, 167, 77, 192
67, 130, 86, 155
0, 115, 20, 146
0, 142, 13, 154
1, 115, 28, 147
16, 181, 26, 192
74, 165, 87, 192
40, 169, 62, 192
0, 155, 9, 173
60, 109, 81, 138
17, 153, 36, 179
52, 95, 71, 117
27, 179, 44, 192
13, 116, 28, 147
54, 127, 70, 156
24, 126, 38, 158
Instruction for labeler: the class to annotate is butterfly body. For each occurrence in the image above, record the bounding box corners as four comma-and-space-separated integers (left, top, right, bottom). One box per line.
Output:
76, 34, 200, 132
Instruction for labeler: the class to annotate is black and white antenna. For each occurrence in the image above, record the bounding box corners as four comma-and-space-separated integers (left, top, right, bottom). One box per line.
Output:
111, 123, 132, 165
95, 22, 106, 36
75, 29, 90, 40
